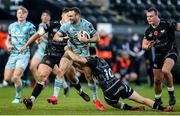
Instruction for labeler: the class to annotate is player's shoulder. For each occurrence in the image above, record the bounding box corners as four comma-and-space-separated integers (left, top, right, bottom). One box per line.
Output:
145, 25, 152, 33
25, 21, 35, 28
81, 18, 91, 25
160, 19, 176, 26
9, 22, 17, 28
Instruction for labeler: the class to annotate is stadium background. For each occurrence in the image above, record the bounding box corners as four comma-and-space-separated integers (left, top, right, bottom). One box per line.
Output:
0, 0, 180, 84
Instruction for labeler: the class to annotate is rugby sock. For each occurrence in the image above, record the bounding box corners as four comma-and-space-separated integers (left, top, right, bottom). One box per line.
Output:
88, 83, 98, 100
15, 80, 22, 99
31, 82, 44, 102
153, 102, 164, 111
71, 78, 82, 93
63, 79, 68, 89
155, 94, 162, 102
167, 86, 174, 97
53, 77, 63, 97
75, 71, 81, 78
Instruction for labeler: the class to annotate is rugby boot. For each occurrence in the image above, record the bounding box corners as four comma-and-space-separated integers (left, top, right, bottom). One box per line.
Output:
155, 98, 163, 105
12, 98, 21, 103
23, 98, 33, 109
64, 87, 69, 97
78, 91, 90, 102
93, 99, 106, 111
47, 96, 58, 105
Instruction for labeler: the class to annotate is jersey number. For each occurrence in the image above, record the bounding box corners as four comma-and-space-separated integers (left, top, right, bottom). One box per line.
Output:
104, 68, 113, 80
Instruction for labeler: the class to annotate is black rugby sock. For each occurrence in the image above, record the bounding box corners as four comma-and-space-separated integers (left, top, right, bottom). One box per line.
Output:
31, 82, 44, 99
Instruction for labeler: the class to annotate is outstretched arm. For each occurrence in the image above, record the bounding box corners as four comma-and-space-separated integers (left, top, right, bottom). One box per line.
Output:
65, 47, 87, 64
19, 33, 41, 53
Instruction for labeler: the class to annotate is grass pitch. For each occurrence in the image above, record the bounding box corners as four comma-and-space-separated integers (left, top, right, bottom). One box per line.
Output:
0, 84, 180, 115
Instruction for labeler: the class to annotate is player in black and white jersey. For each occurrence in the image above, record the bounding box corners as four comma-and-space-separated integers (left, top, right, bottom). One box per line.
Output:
142, 7, 180, 109
64, 46, 172, 112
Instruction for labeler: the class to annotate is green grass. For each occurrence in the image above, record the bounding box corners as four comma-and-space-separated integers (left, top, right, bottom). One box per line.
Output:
0, 84, 180, 115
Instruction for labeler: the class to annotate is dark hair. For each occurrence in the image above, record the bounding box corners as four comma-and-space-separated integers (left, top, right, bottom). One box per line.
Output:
62, 7, 69, 13
69, 7, 81, 15
42, 10, 51, 16
147, 7, 158, 15
89, 46, 97, 55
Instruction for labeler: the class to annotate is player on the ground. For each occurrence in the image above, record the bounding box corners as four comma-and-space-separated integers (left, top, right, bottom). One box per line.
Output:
65, 46, 172, 112
4, 6, 35, 103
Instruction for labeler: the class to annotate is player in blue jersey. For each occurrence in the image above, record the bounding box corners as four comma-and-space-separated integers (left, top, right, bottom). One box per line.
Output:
54, 7, 105, 110
4, 6, 35, 103
64, 46, 173, 112
29, 10, 50, 81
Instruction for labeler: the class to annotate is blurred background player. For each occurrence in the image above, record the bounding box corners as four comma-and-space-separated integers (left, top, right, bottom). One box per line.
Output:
29, 10, 50, 82
142, 7, 180, 109
3, 6, 35, 103
54, 7, 105, 110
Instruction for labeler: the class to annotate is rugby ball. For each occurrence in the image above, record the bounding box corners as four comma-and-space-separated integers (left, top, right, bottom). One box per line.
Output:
79, 30, 90, 39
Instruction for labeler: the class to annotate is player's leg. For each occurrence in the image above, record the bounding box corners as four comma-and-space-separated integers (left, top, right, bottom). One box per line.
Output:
65, 66, 90, 102
3, 54, 16, 87
47, 54, 73, 104
29, 54, 42, 81
3, 69, 14, 87
47, 64, 64, 104
104, 91, 144, 111
153, 69, 164, 105
63, 77, 69, 97
11, 67, 24, 103
128, 91, 166, 111
23, 63, 52, 109
82, 66, 105, 110
12, 54, 30, 103
162, 57, 176, 107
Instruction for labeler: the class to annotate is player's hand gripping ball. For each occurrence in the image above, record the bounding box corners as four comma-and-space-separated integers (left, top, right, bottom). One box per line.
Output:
77, 30, 90, 42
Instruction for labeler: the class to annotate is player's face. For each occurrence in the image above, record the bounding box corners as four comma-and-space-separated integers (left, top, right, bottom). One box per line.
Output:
16, 9, 28, 22
41, 13, 51, 23
146, 11, 158, 25
68, 11, 79, 24
61, 12, 69, 23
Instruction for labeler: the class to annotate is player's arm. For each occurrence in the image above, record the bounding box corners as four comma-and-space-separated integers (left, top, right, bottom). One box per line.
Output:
53, 31, 65, 41
88, 32, 99, 42
19, 33, 41, 53
142, 38, 154, 50
65, 47, 87, 64
176, 23, 180, 31
5, 35, 13, 52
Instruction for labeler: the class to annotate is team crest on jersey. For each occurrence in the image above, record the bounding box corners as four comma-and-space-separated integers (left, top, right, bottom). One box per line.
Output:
148, 33, 153, 37
154, 31, 158, 36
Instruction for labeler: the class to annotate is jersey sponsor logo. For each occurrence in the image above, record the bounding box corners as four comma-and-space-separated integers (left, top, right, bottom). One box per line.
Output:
160, 29, 165, 33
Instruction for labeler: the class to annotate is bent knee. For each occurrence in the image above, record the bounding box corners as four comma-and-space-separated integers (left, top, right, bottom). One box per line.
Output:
162, 69, 171, 76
